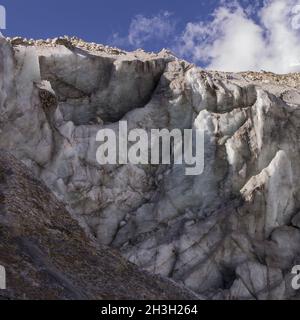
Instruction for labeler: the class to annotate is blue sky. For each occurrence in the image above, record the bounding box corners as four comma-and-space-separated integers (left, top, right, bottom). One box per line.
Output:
1, 0, 300, 73
1, 0, 256, 51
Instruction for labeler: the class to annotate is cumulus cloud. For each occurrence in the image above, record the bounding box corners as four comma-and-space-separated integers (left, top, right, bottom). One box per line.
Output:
112, 11, 175, 48
111, 1, 300, 73
177, 0, 300, 73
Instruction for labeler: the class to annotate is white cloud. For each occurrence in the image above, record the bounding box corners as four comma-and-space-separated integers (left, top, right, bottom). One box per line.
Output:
111, 1, 300, 73
177, 0, 300, 73
112, 11, 175, 48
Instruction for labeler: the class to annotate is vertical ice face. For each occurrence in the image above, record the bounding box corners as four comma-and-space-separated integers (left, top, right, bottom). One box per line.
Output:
1, 37, 300, 299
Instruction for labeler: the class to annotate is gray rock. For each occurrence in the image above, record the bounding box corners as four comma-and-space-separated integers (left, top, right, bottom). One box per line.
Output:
0, 151, 199, 300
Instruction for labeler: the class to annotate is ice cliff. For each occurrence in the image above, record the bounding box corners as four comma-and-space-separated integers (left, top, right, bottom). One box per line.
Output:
1, 36, 300, 299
